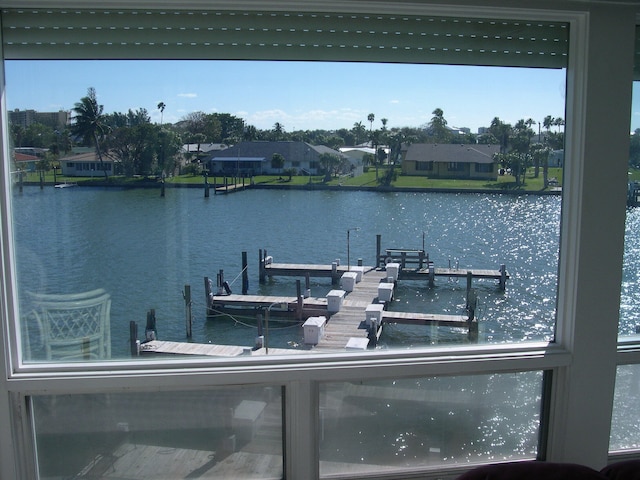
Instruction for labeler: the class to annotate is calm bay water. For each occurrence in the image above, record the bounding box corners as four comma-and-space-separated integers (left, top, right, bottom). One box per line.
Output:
12, 186, 573, 358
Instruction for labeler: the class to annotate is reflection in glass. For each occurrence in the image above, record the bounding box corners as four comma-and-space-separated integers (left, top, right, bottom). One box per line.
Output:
320, 372, 543, 476
31, 386, 283, 479
610, 364, 640, 451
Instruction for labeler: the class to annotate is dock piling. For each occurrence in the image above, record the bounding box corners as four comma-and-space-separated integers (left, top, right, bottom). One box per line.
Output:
145, 309, 157, 341
242, 251, 249, 294
129, 321, 139, 356
184, 284, 192, 338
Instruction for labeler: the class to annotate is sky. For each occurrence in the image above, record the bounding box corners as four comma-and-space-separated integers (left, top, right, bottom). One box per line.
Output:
5, 60, 570, 134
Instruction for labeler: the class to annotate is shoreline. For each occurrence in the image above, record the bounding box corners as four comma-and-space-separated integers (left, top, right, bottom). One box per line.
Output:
22, 180, 562, 196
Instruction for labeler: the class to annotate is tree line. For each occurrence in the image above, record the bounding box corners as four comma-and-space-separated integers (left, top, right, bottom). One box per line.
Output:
12, 87, 571, 180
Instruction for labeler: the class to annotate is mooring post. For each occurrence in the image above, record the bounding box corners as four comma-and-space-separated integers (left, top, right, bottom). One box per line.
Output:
242, 251, 249, 294
259, 249, 264, 283
204, 276, 213, 316
428, 261, 435, 287
296, 280, 303, 320
419, 250, 425, 269
499, 264, 507, 290
213, 176, 217, 195
129, 321, 139, 356
145, 309, 157, 342
204, 172, 210, 198
305, 272, 311, 298
184, 284, 192, 338
160, 177, 165, 197
331, 261, 338, 285
259, 249, 267, 284
376, 234, 382, 268
466, 271, 473, 295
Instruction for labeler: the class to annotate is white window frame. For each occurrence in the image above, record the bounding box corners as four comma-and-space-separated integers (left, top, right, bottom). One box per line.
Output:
0, 1, 637, 479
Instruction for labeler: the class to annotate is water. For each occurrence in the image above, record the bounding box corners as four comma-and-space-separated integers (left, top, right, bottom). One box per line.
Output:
14, 186, 640, 469
11, 186, 570, 357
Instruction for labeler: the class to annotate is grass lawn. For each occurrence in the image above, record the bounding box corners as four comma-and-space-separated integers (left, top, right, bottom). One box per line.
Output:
21, 167, 565, 192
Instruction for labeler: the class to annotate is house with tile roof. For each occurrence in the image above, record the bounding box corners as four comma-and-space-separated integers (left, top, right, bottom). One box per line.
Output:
206, 141, 348, 177
402, 143, 501, 180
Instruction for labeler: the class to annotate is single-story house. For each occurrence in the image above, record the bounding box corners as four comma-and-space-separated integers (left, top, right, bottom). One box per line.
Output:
206, 141, 346, 176
548, 149, 564, 168
60, 151, 114, 177
402, 143, 501, 180
13, 151, 40, 172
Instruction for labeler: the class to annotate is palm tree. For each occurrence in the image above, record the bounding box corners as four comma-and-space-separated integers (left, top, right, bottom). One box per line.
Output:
367, 113, 375, 146
157, 102, 166, 126
71, 87, 109, 180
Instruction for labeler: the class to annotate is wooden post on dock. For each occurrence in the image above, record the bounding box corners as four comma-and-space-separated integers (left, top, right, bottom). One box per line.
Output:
376, 234, 382, 268
160, 177, 165, 197
129, 321, 139, 356
296, 280, 303, 320
184, 284, 192, 338
466, 271, 473, 294
145, 309, 157, 341
419, 251, 425, 269
499, 264, 507, 290
428, 262, 435, 287
242, 251, 249, 294
204, 276, 213, 316
305, 273, 311, 298
331, 262, 339, 285
204, 173, 210, 198
259, 249, 266, 283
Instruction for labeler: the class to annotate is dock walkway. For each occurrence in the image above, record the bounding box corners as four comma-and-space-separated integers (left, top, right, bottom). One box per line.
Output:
315, 269, 388, 350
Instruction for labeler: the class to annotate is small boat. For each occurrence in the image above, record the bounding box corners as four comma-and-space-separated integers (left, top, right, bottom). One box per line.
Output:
54, 181, 77, 189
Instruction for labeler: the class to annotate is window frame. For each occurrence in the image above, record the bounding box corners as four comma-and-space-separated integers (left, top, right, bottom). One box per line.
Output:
0, 1, 636, 479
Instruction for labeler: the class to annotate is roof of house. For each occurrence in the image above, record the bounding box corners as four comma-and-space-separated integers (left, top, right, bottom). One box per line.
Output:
182, 143, 228, 154
14, 152, 39, 162
206, 141, 343, 161
210, 157, 266, 162
59, 151, 104, 162
405, 143, 500, 164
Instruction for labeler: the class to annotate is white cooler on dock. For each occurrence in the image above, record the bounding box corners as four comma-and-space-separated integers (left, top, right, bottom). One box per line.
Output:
378, 282, 394, 303
327, 290, 346, 313
303, 316, 326, 345
386, 262, 400, 282
340, 272, 358, 292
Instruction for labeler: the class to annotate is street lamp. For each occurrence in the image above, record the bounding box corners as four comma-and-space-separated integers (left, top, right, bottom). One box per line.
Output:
347, 227, 360, 271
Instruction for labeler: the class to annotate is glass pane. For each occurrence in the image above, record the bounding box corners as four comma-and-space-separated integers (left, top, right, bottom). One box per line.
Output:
610, 364, 640, 451
320, 371, 543, 476
31, 386, 283, 479
7, 60, 566, 361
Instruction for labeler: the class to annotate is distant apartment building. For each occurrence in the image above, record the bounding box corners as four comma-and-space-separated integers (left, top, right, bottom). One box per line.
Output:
9, 109, 70, 130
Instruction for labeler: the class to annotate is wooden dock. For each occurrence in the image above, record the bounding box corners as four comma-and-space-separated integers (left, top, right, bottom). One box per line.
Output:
139, 340, 307, 357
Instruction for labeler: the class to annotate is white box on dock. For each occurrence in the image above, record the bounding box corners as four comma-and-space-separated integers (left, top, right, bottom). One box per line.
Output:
340, 272, 358, 292
303, 316, 326, 345
351, 266, 365, 282
378, 282, 394, 303
385, 262, 400, 281
232, 400, 266, 442
327, 289, 346, 313
365, 303, 384, 327
346, 337, 369, 350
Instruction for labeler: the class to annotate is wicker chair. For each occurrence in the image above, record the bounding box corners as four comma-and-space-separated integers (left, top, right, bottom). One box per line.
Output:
25, 289, 112, 360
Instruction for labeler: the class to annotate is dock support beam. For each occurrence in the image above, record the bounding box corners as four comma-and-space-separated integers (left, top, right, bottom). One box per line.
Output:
129, 321, 139, 357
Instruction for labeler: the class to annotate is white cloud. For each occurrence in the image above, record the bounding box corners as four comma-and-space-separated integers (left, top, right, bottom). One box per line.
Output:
178, 93, 197, 98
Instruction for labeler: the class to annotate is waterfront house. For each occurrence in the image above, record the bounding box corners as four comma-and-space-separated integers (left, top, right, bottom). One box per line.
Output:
59, 150, 114, 177
206, 141, 346, 176
402, 143, 501, 180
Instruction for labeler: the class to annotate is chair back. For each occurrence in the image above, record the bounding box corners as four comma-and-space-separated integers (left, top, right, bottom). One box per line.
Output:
27, 289, 111, 360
